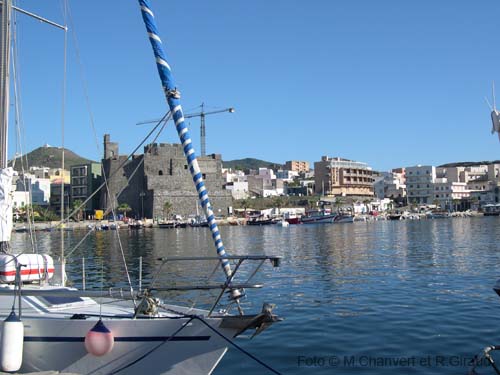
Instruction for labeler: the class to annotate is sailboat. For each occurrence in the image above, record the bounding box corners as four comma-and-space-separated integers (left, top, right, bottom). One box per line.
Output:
0, 1, 281, 373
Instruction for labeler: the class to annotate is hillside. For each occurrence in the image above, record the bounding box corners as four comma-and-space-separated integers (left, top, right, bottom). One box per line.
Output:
222, 158, 282, 172
438, 160, 500, 168
9, 145, 95, 172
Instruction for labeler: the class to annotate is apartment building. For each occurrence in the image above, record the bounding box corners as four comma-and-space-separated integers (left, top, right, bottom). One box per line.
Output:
285, 160, 309, 173
433, 178, 470, 209
70, 163, 102, 216
314, 156, 374, 197
406, 165, 435, 204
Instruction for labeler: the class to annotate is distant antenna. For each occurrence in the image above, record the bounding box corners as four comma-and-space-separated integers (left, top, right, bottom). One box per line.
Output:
489, 81, 500, 141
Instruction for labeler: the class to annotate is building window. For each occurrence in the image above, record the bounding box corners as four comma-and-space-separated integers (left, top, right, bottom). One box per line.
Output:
159, 170, 163, 176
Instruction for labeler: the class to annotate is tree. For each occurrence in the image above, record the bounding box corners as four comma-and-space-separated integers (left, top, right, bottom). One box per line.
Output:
273, 196, 284, 214
334, 197, 344, 212
432, 199, 440, 209
452, 199, 461, 212
163, 201, 173, 220
117, 203, 132, 219
239, 198, 250, 211
72, 199, 84, 221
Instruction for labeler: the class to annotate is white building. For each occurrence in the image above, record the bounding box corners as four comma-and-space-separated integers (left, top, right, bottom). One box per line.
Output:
433, 178, 470, 209
276, 169, 299, 181
12, 191, 30, 210
406, 165, 436, 204
15, 174, 51, 206
436, 165, 489, 184
226, 181, 249, 200
222, 169, 249, 200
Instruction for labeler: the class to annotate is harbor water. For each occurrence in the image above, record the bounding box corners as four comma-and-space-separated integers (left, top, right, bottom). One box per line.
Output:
11, 217, 500, 374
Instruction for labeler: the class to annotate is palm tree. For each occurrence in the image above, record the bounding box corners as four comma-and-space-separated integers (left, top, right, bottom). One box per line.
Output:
117, 203, 132, 219
239, 198, 250, 213
72, 199, 84, 221
334, 196, 344, 213
163, 201, 173, 220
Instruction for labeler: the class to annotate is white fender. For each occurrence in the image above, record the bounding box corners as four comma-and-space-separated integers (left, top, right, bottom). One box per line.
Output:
0, 311, 24, 372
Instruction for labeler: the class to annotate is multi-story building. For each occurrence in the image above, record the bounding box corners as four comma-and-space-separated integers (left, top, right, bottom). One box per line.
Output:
285, 160, 309, 173
101, 135, 232, 219
433, 178, 470, 209
49, 180, 71, 217
314, 156, 374, 197
223, 169, 249, 200
436, 165, 489, 184
373, 170, 407, 203
406, 165, 435, 204
70, 163, 102, 217
488, 163, 500, 182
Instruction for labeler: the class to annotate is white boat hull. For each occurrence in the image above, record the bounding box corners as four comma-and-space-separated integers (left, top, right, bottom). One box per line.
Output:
0, 289, 240, 375
18, 318, 230, 374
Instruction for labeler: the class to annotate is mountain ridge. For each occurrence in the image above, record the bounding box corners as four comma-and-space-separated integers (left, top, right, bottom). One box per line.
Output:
8, 146, 95, 172
222, 158, 283, 172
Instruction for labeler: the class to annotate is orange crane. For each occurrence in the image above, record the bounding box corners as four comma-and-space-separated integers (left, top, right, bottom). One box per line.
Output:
137, 103, 235, 156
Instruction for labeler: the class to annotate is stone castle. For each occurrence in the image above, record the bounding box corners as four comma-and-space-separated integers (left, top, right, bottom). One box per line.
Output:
101, 134, 232, 219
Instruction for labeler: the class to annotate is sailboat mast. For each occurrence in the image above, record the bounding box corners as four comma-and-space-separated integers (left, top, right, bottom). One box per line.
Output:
0, 0, 11, 169
0, 0, 13, 253
137, 1, 238, 287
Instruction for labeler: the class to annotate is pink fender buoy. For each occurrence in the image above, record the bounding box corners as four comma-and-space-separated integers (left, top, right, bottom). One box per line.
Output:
84, 319, 114, 356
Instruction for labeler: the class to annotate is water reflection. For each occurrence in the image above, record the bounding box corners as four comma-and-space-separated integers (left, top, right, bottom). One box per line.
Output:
10, 218, 500, 374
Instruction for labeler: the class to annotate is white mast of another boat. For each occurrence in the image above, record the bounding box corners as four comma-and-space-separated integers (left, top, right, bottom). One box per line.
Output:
0, 0, 67, 261
0, 0, 13, 254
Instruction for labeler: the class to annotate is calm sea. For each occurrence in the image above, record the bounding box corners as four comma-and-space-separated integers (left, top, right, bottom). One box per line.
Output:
11, 217, 500, 374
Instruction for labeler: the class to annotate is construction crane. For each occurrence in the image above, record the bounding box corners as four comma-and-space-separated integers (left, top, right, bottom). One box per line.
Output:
136, 103, 235, 156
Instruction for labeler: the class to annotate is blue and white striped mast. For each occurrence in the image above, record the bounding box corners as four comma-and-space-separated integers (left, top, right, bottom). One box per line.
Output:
138, 0, 240, 299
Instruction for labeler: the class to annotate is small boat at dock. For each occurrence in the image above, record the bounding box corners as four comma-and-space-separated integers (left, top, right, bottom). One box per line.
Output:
300, 208, 336, 224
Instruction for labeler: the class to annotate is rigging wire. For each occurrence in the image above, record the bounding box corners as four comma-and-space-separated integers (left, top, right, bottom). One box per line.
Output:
59, 0, 68, 286
64, 2, 171, 298
10, 0, 37, 254
63, 114, 170, 260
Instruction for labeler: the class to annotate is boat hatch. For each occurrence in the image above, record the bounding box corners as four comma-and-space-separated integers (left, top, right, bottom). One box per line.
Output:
33, 294, 96, 311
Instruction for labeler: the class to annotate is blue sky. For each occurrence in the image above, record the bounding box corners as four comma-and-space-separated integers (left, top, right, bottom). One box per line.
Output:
8, 0, 500, 171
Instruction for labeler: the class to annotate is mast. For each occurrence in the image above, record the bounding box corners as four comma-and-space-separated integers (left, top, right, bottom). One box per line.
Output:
138, 1, 240, 298
0, 0, 10, 168
0, 0, 12, 253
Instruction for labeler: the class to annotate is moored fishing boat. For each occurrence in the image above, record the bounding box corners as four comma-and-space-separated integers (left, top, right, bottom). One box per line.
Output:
283, 212, 300, 225
300, 208, 336, 224
333, 214, 354, 223
247, 215, 274, 226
